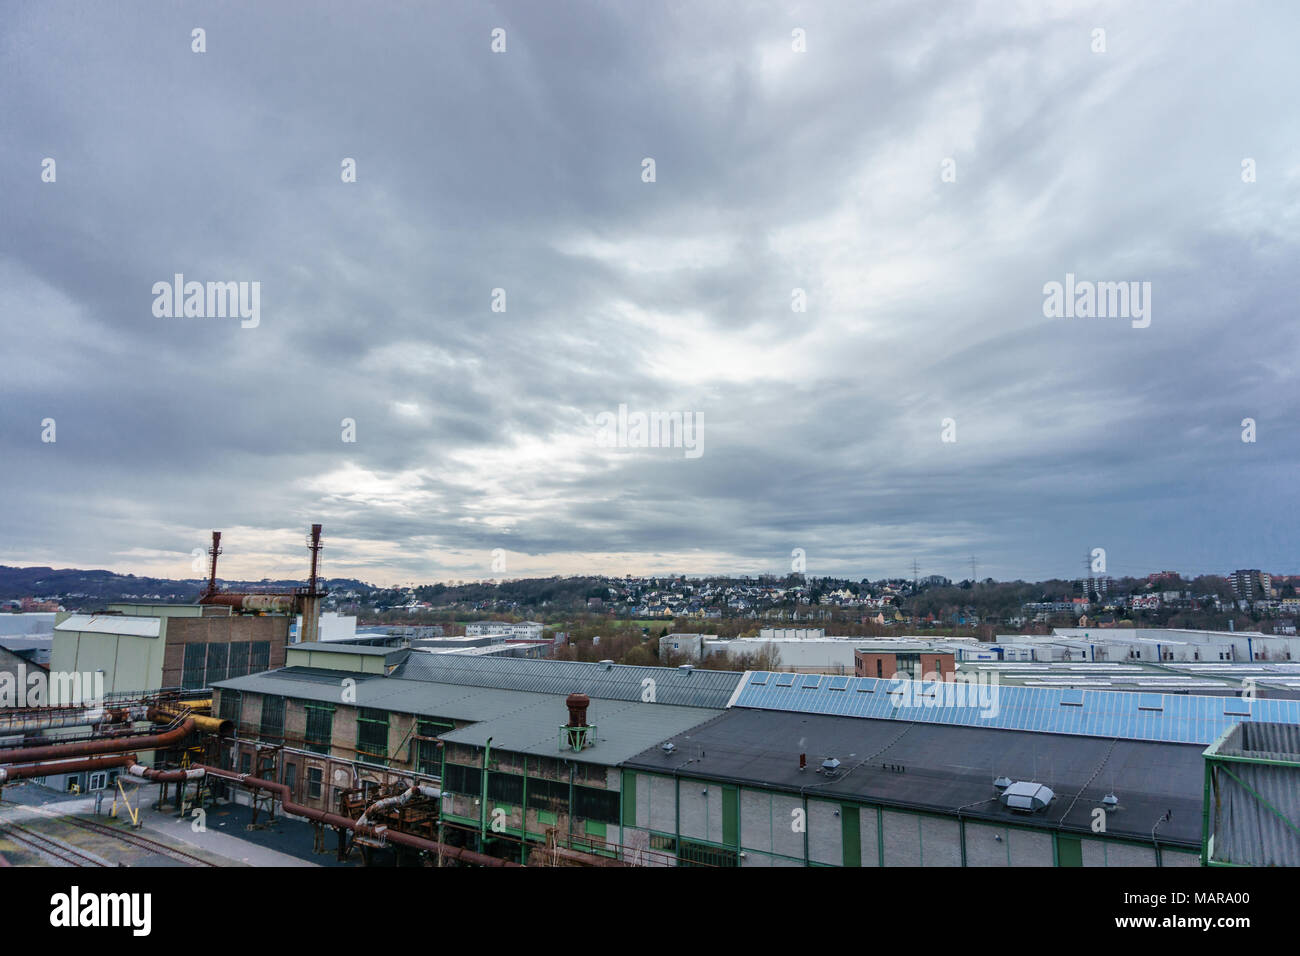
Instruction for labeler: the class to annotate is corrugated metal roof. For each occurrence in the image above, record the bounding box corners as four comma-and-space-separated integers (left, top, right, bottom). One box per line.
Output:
395, 653, 742, 708
215, 666, 721, 766
214, 668, 553, 723
1208, 723, 1300, 865
733, 671, 1300, 744
54, 614, 161, 638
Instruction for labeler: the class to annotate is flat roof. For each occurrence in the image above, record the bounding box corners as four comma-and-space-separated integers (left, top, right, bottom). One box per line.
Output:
439, 698, 722, 766
623, 708, 1205, 847
54, 614, 161, 638
291, 642, 395, 657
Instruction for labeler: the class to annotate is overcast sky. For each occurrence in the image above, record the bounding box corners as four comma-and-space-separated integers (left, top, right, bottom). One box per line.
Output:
2, 1, 1297, 587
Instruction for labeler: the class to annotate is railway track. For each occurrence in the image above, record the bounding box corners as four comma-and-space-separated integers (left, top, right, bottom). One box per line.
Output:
0, 821, 108, 867
61, 816, 217, 867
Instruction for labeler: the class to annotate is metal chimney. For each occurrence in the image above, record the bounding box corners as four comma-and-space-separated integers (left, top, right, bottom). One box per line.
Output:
562, 693, 592, 752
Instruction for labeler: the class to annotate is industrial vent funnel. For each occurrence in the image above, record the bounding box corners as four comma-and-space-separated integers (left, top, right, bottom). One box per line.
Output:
999, 781, 1054, 813
560, 693, 594, 752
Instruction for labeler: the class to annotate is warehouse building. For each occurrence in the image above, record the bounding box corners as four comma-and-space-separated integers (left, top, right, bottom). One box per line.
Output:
209, 654, 1300, 866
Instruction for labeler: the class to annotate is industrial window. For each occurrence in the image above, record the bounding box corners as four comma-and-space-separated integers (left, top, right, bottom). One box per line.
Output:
259, 696, 285, 742
304, 702, 334, 755
239, 750, 252, 775
307, 766, 323, 800
487, 772, 524, 806
284, 763, 297, 796
249, 642, 270, 673
206, 643, 229, 684
679, 839, 738, 868
649, 833, 676, 854
227, 642, 250, 679
218, 691, 240, 723
182, 643, 207, 690
414, 718, 451, 775
572, 785, 619, 824
526, 778, 568, 813
356, 708, 389, 764
442, 763, 481, 797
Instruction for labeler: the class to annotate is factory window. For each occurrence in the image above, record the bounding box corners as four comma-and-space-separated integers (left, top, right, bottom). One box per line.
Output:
182, 643, 207, 689
679, 839, 739, 868
442, 763, 481, 797
416, 738, 441, 776
417, 717, 454, 737
284, 763, 296, 796
414, 718, 451, 775
206, 643, 229, 684
357, 708, 389, 764
573, 785, 620, 824
304, 703, 334, 755
228, 642, 250, 679
239, 751, 252, 775
649, 833, 676, 854
526, 778, 568, 813
259, 696, 285, 742
307, 767, 323, 800
487, 771, 524, 806
219, 691, 240, 723
249, 641, 270, 673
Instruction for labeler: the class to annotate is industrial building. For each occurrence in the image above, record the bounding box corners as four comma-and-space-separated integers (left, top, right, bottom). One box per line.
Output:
1202, 721, 1300, 866
203, 651, 1300, 866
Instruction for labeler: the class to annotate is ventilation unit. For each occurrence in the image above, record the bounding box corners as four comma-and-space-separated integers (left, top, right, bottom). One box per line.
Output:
999, 781, 1054, 813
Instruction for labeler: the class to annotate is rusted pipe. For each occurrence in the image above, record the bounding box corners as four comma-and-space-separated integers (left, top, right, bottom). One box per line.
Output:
355, 784, 442, 829
129, 764, 513, 866
0, 718, 194, 765
0, 753, 137, 784
199, 593, 297, 613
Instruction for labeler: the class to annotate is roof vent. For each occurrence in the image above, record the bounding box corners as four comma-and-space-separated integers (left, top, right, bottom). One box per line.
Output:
599, 659, 614, 669
1102, 792, 1119, 809
993, 775, 1013, 790
678, 664, 694, 672
820, 757, 841, 776
662, 741, 676, 754
999, 781, 1054, 813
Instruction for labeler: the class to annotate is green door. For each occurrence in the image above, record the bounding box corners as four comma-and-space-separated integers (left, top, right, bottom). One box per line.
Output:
1057, 835, 1083, 867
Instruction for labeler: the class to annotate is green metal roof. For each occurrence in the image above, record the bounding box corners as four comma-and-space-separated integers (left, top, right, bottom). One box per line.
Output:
395, 652, 742, 708
438, 697, 722, 766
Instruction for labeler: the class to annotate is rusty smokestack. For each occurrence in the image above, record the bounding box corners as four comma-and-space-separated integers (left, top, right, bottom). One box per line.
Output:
566, 693, 590, 728
308, 523, 322, 593
206, 531, 222, 597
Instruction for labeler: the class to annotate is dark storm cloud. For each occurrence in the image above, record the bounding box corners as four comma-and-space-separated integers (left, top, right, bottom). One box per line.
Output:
1, 1, 1297, 584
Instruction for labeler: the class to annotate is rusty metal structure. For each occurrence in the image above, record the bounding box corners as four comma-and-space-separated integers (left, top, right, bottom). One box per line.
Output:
199, 524, 328, 642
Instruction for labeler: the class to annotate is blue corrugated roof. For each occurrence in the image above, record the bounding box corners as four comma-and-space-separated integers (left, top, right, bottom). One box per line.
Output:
732, 671, 1300, 744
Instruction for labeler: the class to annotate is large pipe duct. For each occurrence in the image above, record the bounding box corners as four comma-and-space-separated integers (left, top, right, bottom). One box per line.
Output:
199, 593, 297, 613
147, 706, 232, 737
0, 705, 150, 735
128, 764, 514, 866
0, 753, 137, 784
0, 718, 194, 765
